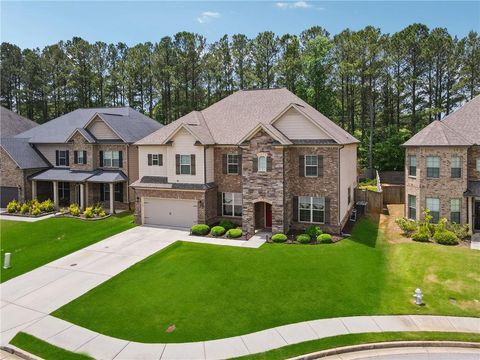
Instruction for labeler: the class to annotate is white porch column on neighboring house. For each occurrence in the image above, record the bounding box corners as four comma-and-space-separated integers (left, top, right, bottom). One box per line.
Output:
32, 180, 37, 200
109, 183, 114, 214
53, 181, 59, 209
80, 183, 85, 210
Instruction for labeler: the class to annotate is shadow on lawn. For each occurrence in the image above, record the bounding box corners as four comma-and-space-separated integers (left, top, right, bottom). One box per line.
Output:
348, 214, 382, 248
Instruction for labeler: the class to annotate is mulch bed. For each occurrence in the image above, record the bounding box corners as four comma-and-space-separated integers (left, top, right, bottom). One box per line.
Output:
56, 213, 111, 221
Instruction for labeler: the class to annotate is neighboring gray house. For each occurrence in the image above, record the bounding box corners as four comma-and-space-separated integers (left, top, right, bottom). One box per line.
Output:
403, 95, 480, 233
1, 107, 162, 212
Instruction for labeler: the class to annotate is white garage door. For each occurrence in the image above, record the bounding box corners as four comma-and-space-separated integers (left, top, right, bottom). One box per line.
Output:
143, 197, 197, 228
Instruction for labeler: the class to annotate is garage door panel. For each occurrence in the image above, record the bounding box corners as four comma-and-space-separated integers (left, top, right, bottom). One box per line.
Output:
143, 198, 197, 228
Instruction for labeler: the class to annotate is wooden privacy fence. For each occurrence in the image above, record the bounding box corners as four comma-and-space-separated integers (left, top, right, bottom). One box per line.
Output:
356, 171, 405, 214
382, 184, 405, 205
355, 188, 384, 213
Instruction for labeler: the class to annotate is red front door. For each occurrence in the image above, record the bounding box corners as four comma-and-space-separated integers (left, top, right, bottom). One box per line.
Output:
265, 203, 272, 228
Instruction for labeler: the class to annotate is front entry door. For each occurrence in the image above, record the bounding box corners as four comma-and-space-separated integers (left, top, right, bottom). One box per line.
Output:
265, 203, 272, 228
58, 182, 70, 206
475, 201, 480, 230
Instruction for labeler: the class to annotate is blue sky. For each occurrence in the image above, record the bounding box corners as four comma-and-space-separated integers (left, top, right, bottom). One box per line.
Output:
1, 1, 479, 48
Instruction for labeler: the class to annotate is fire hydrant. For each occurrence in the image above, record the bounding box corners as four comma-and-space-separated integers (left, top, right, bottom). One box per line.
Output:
413, 288, 423, 305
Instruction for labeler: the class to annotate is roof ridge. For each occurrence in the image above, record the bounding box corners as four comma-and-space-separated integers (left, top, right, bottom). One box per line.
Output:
438, 119, 473, 144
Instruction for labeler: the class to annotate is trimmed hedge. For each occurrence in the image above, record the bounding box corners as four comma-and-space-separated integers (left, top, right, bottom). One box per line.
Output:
412, 230, 429, 242
219, 219, 235, 231
317, 233, 333, 243
296, 234, 311, 244
271, 233, 288, 243
191, 224, 210, 236
433, 230, 459, 245
226, 228, 242, 238
211, 226, 226, 237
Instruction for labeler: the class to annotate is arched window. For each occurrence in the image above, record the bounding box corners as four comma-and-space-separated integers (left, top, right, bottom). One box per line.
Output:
258, 155, 267, 172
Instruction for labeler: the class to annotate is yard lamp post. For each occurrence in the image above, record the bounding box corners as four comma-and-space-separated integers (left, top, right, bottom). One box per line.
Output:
413, 288, 423, 305
3, 253, 11, 269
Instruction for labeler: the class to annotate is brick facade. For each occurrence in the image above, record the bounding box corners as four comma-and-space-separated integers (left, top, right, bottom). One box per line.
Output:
467, 145, 480, 181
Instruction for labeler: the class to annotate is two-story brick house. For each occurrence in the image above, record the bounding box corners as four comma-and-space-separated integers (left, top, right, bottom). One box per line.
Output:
131, 88, 359, 235
403, 95, 480, 233
6, 107, 162, 213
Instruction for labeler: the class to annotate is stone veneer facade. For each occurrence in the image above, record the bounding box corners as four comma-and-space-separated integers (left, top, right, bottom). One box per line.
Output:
405, 146, 469, 223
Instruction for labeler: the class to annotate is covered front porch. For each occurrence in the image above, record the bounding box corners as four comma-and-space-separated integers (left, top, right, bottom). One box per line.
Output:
465, 181, 480, 233
30, 168, 127, 214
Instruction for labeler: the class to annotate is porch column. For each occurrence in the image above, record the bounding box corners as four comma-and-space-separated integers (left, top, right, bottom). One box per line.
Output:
32, 180, 37, 200
85, 182, 89, 207
109, 183, 114, 214
80, 184, 85, 210
53, 181, 59, 209
468, 196, 474, 235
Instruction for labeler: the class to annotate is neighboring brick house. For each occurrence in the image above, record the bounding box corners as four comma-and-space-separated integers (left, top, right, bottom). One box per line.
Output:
2, 107, 161, 212
131, 88, 359, 235
403, 95, 480, 233
0, 107, 48, 206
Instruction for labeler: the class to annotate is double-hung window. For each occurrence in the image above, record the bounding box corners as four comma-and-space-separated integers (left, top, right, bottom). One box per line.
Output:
426, 198, 440, 223
148, 154, 162, 166
227, 154, 239, 174
450, 199, 461, 224
409, 156, 417, 177
222, 192, 242, 217
58, 150, 68, 166
426, 156, 440, 178
408, 194, 417, 220
180, 155, 191, 175
77, 151, 85, 164
258, 155, 267, 172
299, 196, 325, 223
451, 156, 462, 178
305, 155, 318, 177
477, 159, 480, 172
103, 151, 120, 168
103, 183, 123, 202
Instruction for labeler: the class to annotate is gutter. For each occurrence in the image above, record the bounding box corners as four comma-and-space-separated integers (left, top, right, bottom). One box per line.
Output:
338, 144, 344, 227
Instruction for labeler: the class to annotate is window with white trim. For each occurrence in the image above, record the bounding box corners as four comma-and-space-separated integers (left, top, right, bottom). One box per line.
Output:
103, 151, 120, 167
258, 155, 267, 172
477, 159, 480, 172
299, 196, 325, 223
58, 150, 68, 166
227, 154, 239, 174
426, 197, 440, 224
409, 156, 417, 177
426, 156, 440, 178
180, 155, 191, 175
222, 192, 243, 217
451, 156, 461, 178
408, 194, 416, 220
450, 199, 461, 224
305, 155, 318, 177
77, 151, 85, 164
152, 154, 161, 166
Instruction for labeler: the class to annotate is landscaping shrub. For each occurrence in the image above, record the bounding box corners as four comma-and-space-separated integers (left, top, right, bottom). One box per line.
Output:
20, 203, 30, 214
99, 210, 107, 217
317, 233, 333, 243
219, 219, 235, 231
69, 203, 81, 216
395, 217, 418, 235
305, 225, 322, 239
226, 228, 242, 238
40, 199, 54, 212
447, 222, 470, 240
211, 226, 226, 237
93, 203, 103, 216
433, 230, 459, 245
271, 233, 288, 243
296, 233, 311, 244
6, 200, 20, 213
83, 207, 94, 219
31, 206, 41, 216
191, 224, 210, 236
411, 230, 430, 242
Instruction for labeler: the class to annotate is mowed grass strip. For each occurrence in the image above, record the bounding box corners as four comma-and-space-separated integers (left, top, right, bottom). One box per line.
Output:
53, 218, 480, 343
0, 212, 135, 282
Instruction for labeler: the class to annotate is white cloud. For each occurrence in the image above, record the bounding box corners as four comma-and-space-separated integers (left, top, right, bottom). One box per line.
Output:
196, 11, 221, 24
275, 1, 323, 10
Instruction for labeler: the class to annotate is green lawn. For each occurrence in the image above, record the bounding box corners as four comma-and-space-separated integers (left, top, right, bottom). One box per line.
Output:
0, 212, 135, 282
52, 217, 480, 343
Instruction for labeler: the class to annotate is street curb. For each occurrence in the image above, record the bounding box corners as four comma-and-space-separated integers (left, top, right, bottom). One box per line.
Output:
288, 341, 480, 359
1, 345, 42, 360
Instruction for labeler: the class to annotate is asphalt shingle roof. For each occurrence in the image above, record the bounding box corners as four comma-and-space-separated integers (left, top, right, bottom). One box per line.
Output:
1, 107, 38, 137
87, 170, 127, 183
402, 120, 472, 147
136, 88, 359, 146
0, 137, 49, 169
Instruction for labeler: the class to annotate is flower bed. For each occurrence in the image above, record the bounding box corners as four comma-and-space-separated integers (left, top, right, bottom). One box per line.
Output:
190, 220, 248, 240
270, 225, 343, 245
4, 199, 56, 217
57, 203, 109, 221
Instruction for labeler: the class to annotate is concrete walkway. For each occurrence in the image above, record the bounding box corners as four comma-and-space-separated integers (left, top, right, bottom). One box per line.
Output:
1, 227, 478, 359
471, 233, 480, 250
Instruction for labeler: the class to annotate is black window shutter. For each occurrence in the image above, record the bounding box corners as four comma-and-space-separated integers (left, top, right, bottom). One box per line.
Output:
148, 154, 153, 166
74, 151, 78, 164
99, 151, 104, 167
118, 151, 123, 168
292, 196, 298, 222
318, 155, 324, 177
190, 154, 196, 175
83, 151, 87, 164
158, 154, 163, 166
175, 154, 180, 174
217, 192, 223, 216
55, 150, 59, 166
324, 198, 331, 224
266, 156, 273, 171
238, 154, 242, 175
65, 150, 70, 166
252, 157, 258, 172
299, 155, 305, 177
100, 184, 105, 201
222, 154, 228, 174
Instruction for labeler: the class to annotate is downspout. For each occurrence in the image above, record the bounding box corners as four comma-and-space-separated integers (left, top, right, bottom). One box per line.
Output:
127, 144, 131, 211
338, 145, 344, 229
